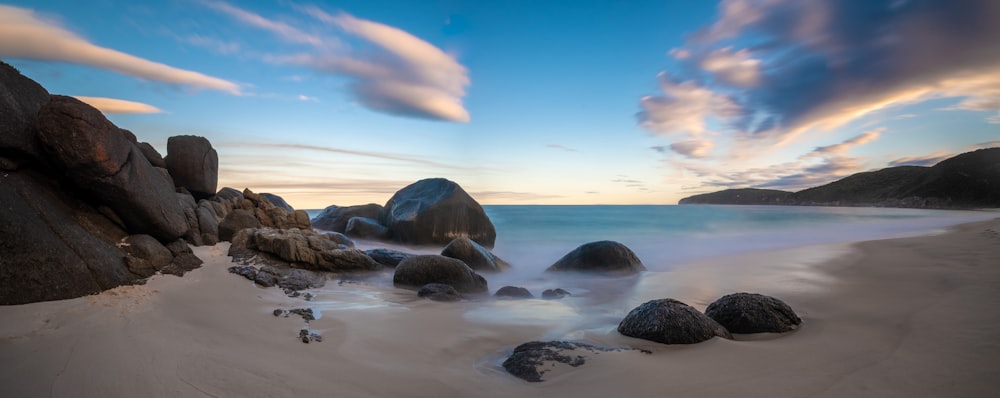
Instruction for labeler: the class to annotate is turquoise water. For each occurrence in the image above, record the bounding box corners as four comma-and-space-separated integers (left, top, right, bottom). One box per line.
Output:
307, 205, 998, 273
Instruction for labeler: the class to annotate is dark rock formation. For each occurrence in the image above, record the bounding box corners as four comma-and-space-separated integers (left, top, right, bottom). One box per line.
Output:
495, 286, 533, 299
214, 187, 244, 202
136, 142, 166, 168
260, 193, 294, 212
546, 241, 646, 275
228, 263, 327, 291
679, 148, 1000, 209
502, 341, 646, 383
36, 96, 188, 242
320, 231, 355, 248
441, 237, 510, 272
380, 178, 496, 247
365, 248, 416, 268
219, 209, 260, 242
274, 308, 315, 321
165, 135, 218, 199
345, 217, 390, 239
122, 234, 174, 278
393, 255, 488, 294
705, 292, 802, 334
617, 299, 732, 344
0, 61, 49, 160
311, 203, 383, 233
541, 288, 572, 300
417, 283, 463, 302
241, 189, 311, 231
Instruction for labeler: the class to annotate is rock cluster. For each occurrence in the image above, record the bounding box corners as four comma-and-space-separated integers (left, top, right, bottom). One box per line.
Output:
312, 178, 497, 248
0, 63, 211, 304
228, 227, 380, 273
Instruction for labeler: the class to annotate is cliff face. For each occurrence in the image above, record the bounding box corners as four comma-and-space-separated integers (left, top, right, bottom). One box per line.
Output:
679, 148, 1000, 209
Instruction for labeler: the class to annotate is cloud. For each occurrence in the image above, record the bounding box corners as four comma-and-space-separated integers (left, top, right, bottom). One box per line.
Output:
887, 152, 952, 167
184, 35, 241, 55
546, 144, 577, 152
669, 139, 715, 158
296, 94, 318, 102
644, 0, 1000, 150
73, 96, 163, 114
973, 140, 1000, 149
637, 73, 740, 156
0, 5, 240, 94
219, 141, 467, 170
205, 2, 470, 122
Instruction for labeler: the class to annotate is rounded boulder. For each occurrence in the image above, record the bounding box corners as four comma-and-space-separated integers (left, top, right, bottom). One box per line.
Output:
380, 178, 496, 248
618, 299, 732, 344
546, 241, 646, 275
393, 255, 488, 294
705, 292, 802, 334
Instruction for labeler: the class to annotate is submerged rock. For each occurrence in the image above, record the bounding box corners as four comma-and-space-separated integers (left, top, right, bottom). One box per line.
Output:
380, 178, 496, 247
345, 217, 390, 240
541, 288, 572, 300
502, 341, 648, 383
705, 292, 802, 334
393, 255, 488, 294
618, 299, 732, 344
495, 286, 533, 299
441, 237, 510, 272
546, 241, 646, 275
365, 248, 416, 268
417, 283, 463, 302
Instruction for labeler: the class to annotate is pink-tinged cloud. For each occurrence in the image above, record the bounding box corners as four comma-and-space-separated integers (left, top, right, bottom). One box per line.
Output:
0, 5, 241, 94
201, 1, 327, 48
73, 96, 163, 114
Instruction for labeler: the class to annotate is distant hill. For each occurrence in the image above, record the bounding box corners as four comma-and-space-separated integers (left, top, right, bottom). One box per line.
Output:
679, 148, 1000, 209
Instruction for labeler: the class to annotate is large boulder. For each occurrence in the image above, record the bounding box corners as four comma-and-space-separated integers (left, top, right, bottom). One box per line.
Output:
546, 241, 646, 275
219, 209, 260, 242
165, 135, 218, 198
231, 227, 381, 273
136, 142, 166, 168
441, 237, 509, 272
260, 193, 294, 212
312, 203, 383, 233
617, 299, 732, 344
393, 255, 488, 294
380, 178, 496, 247
35, 96, 188, 242
705, 292, 802, 334
345, 217, 390, 240
0, 170, 132, 304
0, 61, 49, 161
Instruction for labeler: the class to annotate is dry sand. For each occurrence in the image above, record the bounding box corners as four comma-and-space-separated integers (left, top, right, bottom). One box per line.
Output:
1, 219, 998, 397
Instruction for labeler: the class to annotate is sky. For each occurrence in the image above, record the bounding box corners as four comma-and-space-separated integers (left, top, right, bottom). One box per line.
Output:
1, 0, 998, 208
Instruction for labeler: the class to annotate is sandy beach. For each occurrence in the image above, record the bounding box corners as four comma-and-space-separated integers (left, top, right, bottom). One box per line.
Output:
1, 218, 998, 397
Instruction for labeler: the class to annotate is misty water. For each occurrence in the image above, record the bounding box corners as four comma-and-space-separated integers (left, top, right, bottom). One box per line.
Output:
302, 205, 998, 337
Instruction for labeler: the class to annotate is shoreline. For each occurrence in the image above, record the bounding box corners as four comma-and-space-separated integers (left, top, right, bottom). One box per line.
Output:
1, 218, 998, 397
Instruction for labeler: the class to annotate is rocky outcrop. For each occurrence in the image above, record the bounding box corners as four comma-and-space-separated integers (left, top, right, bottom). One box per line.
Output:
365, 248, 416, 268
380, 178, 496, 247
228, 264, 327, 291
393, 255, 488, 294
617, 299, 732, 344
417, 283, 462, 301
312, 203, 383, 233
0, 61, 49, 162
261, 193, 294, 212
546, 241, 646, 275
36, 95, 188, 242
165, 135, 218, 199
495, 286, 533, 299
441, 237, 509, 272
705, 292, 802, 334
219, 209, 260, 242
228, 227, 381, 273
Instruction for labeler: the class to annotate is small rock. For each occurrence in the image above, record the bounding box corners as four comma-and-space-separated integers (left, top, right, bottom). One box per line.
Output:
495, 286, 533, 299
705, 292, 802, 334
417, 283, 462, 302
541, 288, 572, 300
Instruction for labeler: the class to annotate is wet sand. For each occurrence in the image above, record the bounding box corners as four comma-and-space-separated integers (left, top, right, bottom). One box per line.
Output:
1, 218, 998, 397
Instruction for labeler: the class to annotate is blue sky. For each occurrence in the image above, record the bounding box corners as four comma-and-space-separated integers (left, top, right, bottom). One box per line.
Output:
2, 0, 998, 208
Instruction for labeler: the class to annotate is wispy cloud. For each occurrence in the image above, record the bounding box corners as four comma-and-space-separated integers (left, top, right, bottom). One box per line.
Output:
0, 5, 240, 94
546, 144, 577, 152
887, 152, 952, 167
73, 96, 163, 114
203, 2, 470, 122
218, 141, 466, 170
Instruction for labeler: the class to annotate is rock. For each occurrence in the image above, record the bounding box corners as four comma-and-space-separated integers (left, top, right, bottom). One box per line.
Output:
704, 292, 802, 334
274, 308, 315, 321
121, 234, 173, 277
345, 217, 390, 239
441, 237, 510, 272
165, 135, 218, 198
617, 299, 732, 344
417, 283, 462, 302
502, 341, 645, 383
253, 270, 278, 287
228, 265, 258, 282
0, 61, 50, 160
261, 193, 294, 212
321, 231, 355, 248
136, 142, 166, 168
0, 170, 132, 304
214, 187, 244, 202
546, 241, 646, 275
495, 286, 533, 299
365, 248, 416, 268
242, 189, 311, 231
312, 203, 383, 233
393, 255, 489, 294
229, 227, 380, 273
35, 96, 189, 242
314, 249, 382, 272
380, 178, 496, 247
218, 209, 260, 241
541, 288, 572, 300
196, 202, 220, 245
